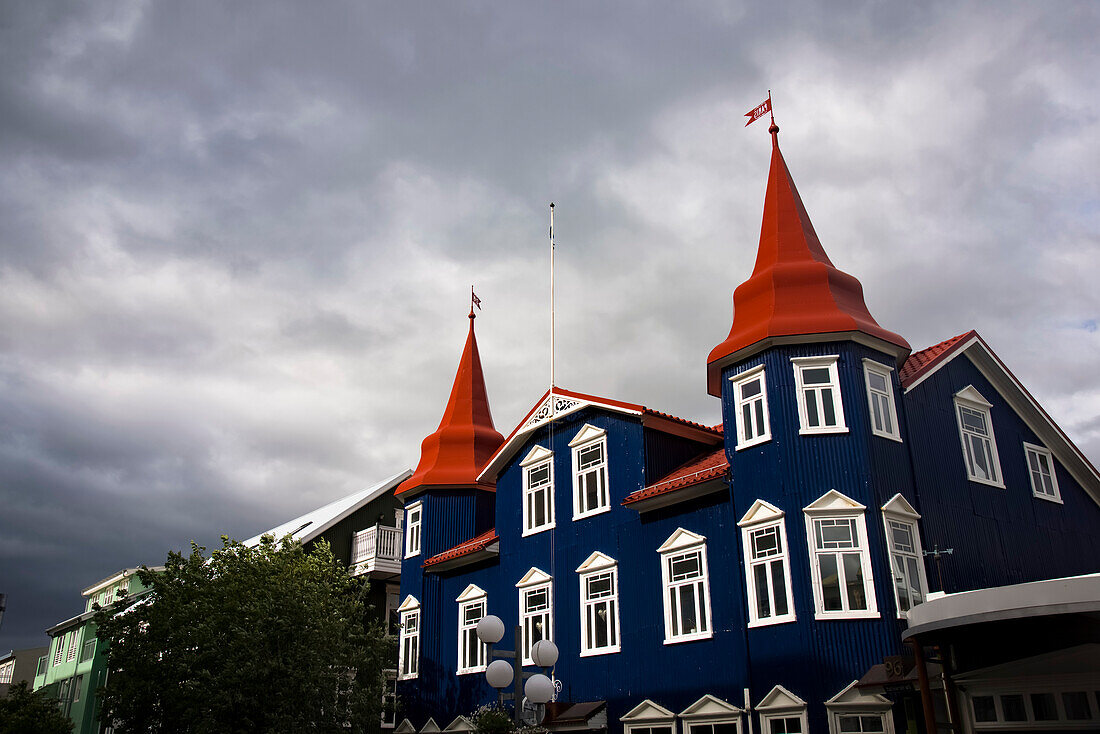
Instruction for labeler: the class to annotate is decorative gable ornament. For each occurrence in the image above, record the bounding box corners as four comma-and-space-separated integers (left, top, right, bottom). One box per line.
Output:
881, 493, 920, 520
455, 584, 487, 603
738, 498, 785, 527
619, 699, 676, 723
657, 527, 707, 553
521, 392, 585, 432
575, 550, 617, 574
515, 567, 553, 588
756, 684, 807, 712
803, 489, 866, 514
568, 423, 607, 447
679, 693, 745, 718
396, 595, 421, 613
825, 680, 892, 710
520, 445, 554, 468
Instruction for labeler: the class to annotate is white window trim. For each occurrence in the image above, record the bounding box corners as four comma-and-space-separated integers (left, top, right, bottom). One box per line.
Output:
516, 567, 554, 666
804, 490, 879, 620
881, 494, 929, 619
569, 425, 611, 521
757, 686, 809, 734
954, 386, 1004, 488
620, 700, 678, 734
965, 684, 1100, 729
456, 585, 488, 675
397, 596, 420, 680
521, 445, 556, 537
730, 364, 772, 450
825, 681, 895, 734
66, 627, 81, 663
791, 356, 848, 435
404, 501, 423, 559
738, 500, 797, 628
862, 359, 902, 442
658, 528, 714, 644
575, 551, 621, 657
1023, 442, 1062, 504
679, 694, 745, 734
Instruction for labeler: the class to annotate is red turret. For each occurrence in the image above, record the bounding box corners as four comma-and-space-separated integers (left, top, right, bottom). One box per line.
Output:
707, 124, 910, 396
396, 311, 504, 496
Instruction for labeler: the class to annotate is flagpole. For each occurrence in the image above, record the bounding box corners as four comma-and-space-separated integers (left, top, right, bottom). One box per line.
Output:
549, 202, 555, 395
768, 89, 774, 126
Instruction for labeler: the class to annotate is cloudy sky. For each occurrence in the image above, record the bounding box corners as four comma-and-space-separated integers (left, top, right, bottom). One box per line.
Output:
2, 1, 1098, 651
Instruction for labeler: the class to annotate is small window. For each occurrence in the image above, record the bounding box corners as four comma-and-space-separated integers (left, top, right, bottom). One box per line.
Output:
658, 529, 713, 643
0, 660, 14, 685
577, 553, 620, 656
885, 518, 926, 614
399, 605, 420, 680
765, 716, 804, 734
457, 594, 487, 674
1024, 443, 1061, 503
404, 502, 422, 558
570, 426, 610, 519
521, 446, 555, 535
792, 356, 847, 434
954, 387, 1003, 487
731, 365, 771, 449
836, 714, 885, 733
52, 633, 67, 666
863, 360, 900, 441
520, 581, 553, 665
66, 628, 81, 663
72, 674, 83, 702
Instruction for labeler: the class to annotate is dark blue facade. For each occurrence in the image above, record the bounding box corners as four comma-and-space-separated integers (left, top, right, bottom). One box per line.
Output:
396, 339, 1100, 733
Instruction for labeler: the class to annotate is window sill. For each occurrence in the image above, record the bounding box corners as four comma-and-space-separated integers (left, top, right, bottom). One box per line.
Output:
1032, 492, 1063, 504
871, 431, 903, 443
456, 666, 487, 676
663, 632, 713, 645
522, 522, 556, 538
814, 610, 880, 621
735, 435, 771, 451
747, 615, 797, 629
398, 673, 418, 681
799, 426, 848, 435
573, 506, 611, 522
404, 551, 420, 560
967, 476, 1005, 489
579, 646, 621, 658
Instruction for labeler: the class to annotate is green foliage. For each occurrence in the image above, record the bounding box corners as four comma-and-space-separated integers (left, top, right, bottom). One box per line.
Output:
468, 704, 547, 734
95, 535, 390, 734
0, 681, 72, 734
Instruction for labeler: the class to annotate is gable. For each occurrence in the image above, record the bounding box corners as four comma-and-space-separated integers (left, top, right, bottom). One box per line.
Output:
825, 680, 891, 709
421, 718, 441, 733
395, 720, 417, 734
620, 699, 675, 722
803, 489, 866, 514
738, 499, 785, 527
657, 527, 707, 553
955, 384, 992, 407
575, 551, 617, 574
757, 684, 806, 711
881, 493, 920, 519
516, 567, 552, 588
443, 716, 474, 732
679, 693, 744, 718
455, 584, 487, 603
569, 423, 607, 447
520, 445, 553, 467
397, 595, 420, 613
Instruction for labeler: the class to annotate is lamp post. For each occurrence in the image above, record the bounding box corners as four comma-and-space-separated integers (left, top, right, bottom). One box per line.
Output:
476, 615, 557, 724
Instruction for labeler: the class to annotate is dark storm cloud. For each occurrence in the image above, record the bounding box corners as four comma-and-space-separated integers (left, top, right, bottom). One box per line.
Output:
2, 0, 1099, 651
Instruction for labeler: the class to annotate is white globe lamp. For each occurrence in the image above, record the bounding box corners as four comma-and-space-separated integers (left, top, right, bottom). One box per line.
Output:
525, 673, 555, 704
485, 659, 514, 689
530, 639, 559, 668
476, 615, 505, 645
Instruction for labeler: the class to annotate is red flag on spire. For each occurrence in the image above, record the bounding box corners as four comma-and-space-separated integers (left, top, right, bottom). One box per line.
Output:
745, 95, 772, 127
471, 289, 482, 311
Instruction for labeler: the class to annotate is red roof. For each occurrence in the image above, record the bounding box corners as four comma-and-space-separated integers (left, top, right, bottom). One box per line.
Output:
899, 331, 974, 388
396, 314, 505, 496
623, 446, 729, 506
422, 528, 499, 568
707, 124, 910, 395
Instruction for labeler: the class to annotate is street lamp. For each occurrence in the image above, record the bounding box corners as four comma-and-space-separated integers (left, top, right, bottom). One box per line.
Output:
476, 614, 557, 724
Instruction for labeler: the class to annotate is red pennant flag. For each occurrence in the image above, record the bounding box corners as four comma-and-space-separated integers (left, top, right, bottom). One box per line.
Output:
744, 97, 772, 127
472, 291, 482, 311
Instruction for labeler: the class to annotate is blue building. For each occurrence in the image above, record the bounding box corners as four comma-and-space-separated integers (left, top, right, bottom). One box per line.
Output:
394, 124, 1100, 734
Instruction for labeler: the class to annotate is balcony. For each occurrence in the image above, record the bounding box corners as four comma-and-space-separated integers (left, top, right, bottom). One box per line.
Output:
350, 525, 402, 579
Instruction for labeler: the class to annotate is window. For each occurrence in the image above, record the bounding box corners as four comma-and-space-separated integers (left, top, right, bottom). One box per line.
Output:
456, 585, 488, 674
381, 670, 397, 728
767, 717, 803, 734
0, 660, 14, 685
576, 552, 620, 656
738, 500, 796, 627
804, 491, 878, 619
680, 693, 744, 734
404, 502, 422, 558
570, 425, 610, 519
826, 682, 894, 734
81, 639, 96, 662
862, 360, 900, 441
52, 633, 68, 666
881, 494, 928, 617
731, 365, 771, 449
521, 446, 555, 535
792, 356, 847, 434
1025, 443, 1061, 502
658, 529, 713, 643
397, 597, 420, 680
954, 386, 1003, 487
72, 675, 83, 702
968, 688, 1098, 728
757, 686, 808, 734
516, 568, 553, 665
67, 628, 81, 663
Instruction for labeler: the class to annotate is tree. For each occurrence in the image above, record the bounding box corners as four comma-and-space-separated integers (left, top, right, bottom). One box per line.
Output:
0, 681, 72, 734
95, 536, 390, 734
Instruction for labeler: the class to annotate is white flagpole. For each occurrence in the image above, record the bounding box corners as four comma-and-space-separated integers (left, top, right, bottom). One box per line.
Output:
549, 202, 555, 396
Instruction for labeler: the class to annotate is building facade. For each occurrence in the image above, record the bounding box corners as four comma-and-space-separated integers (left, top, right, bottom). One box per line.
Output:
394, 125, 1100, 734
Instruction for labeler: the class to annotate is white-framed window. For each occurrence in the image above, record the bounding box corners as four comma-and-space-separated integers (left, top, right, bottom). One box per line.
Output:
738, 500, 796, 627
575, 551, 620, 656
621, 700, 677, 734
881, 494, 928, 617
967, 687, 1098, 728
954, 386, 1003, 487
520, 446, 555, 536
757, 686, 809, 734
397, 596, 420, 680
456, 585, 488, 674
570, 425, 610, 520
1024, 442, 1062, 503
657, 528, 713, 643
52, 632, 67, 666
792, 356, 847, 434
680, 694, 745, 734
0, 659, 14, 685
731, 365, 771, 449
381, 670, 397, 728
66, 627, 81, 663
862, 359, 901, 441
404, 502, 423, 558
826, 681, 895, 734
804, 491, 878, 620
516, 567, 553, 665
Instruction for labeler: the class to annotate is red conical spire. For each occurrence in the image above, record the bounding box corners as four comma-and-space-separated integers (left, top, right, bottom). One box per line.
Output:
707, 124, 910, 396
396, 312, 504, 495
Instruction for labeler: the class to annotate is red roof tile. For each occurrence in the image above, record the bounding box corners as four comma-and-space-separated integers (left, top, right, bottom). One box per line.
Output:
422, 528, 499, 568
623, 447, 729, 506
899, 331, 975, 388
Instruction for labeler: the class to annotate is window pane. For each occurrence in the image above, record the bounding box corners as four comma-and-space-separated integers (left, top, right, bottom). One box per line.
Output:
906, 557, 923, 605
860, 715, 884, 732
714, 723, 739, 734
971, 696, 996, 723
678, 584, 698, 634
843, 553, 867, 610
806, 390, 820, 427
754, 401, 766, 435
771, 560, 789, 616
893, 555, 911, 612
869, 372, 887, 392
754, 564, 771, 618
1062, 692, 1091, 720
838, 716, 861, 733
1031, 693, 1057, 721
741, 378, 761, 398
821, 388, 836, 425
670, 552, 701, 581
803, 367, 831, 384
1000, 694, 1026, 722
821, 554, 842, 610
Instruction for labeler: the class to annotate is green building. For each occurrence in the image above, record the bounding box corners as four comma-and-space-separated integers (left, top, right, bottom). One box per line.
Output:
33, 568, 157, 734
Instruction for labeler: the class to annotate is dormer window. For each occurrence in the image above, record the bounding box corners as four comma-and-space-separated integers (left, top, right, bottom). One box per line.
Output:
404, 502, 422, 558
792, 356, 847, 434
731, 365, 771, 449
862, 360, 901, 441
954, 386, 1003, 487
521, 446, 555, 536
570, 425, 610, 520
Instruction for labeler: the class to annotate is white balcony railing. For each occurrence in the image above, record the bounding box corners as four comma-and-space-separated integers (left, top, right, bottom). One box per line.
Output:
351, 525, 402, 577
